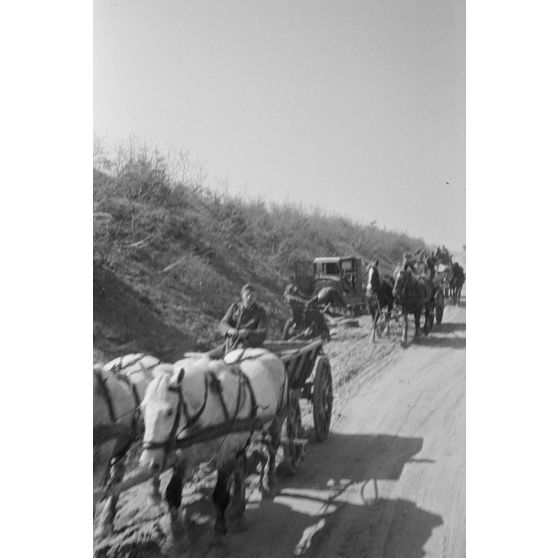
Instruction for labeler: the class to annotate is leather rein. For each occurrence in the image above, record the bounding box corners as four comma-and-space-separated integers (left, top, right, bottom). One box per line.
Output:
142, 374, 209, 454
142, 364, 261, 462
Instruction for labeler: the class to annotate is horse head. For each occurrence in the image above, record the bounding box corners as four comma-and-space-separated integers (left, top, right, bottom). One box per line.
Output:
139, 359, 207, 473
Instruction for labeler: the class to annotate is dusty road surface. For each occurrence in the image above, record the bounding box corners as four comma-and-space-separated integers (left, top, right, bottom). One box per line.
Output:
95, 301, 465, 558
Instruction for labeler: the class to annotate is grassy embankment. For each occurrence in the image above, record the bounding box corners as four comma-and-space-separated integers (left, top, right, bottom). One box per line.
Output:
93, 146, 427, 362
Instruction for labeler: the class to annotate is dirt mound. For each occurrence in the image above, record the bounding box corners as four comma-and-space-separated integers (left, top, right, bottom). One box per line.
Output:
94, 262, 191, 362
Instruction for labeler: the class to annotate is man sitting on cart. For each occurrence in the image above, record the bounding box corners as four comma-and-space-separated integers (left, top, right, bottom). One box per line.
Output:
215, 283, 268, 357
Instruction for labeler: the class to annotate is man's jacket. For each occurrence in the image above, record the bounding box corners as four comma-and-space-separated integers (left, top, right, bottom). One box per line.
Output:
219, 301, 268, 350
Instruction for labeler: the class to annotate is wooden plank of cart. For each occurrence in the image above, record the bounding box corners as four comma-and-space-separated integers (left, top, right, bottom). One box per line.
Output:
263, 337, 333, 474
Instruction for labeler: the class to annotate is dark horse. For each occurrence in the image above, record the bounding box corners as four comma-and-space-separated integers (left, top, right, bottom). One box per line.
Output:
449, 263, 465, 304
366, 275, 395, 342
392, 267, 433, 346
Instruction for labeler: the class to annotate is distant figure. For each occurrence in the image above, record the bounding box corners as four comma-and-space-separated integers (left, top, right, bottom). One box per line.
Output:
212, 283, 268, 357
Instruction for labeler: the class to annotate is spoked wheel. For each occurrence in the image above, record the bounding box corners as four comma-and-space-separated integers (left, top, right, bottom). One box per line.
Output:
279, 397, 304, 475
312, 356, 333, 442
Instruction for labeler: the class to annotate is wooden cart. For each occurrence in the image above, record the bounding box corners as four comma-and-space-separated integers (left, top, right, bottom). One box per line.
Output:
264, 338, 333, 473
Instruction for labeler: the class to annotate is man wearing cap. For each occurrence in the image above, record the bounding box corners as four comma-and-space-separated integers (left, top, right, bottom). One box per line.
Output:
219, 283, 268, 354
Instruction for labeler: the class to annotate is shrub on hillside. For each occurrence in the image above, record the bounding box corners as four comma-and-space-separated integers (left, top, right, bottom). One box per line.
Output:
93, 141, 428, 357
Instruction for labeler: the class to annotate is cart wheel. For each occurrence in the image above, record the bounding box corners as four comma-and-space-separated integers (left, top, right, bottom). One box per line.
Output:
282, 318, 296, 340
279, 398, 304, 475
312, 356, 333, 442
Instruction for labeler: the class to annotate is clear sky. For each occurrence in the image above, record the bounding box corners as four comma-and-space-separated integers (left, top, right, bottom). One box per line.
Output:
94, 0, 465, 250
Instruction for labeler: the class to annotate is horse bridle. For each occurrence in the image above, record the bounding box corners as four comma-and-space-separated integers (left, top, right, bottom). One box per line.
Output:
142, 373, 209, 463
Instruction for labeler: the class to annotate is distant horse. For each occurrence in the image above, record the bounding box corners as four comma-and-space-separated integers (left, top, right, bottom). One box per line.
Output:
392, 267, 433, 345
139, 348, 289, 542
94, 354, 162, 539
366, 275, 395, 342
449, 263, 465, 304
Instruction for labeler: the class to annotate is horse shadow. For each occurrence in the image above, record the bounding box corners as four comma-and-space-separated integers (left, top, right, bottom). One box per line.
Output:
415, 334, 466, 350
96, 433, 446, 558
225, 432, 441, 558
433, 322, 466, 334
163, 433, 442, 557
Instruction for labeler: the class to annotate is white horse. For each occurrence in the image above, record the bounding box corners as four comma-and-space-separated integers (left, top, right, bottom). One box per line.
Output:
139, 348, 289, 540
94, 354, 163, 539
103, 353, 162, 407
93, 365, 135, 490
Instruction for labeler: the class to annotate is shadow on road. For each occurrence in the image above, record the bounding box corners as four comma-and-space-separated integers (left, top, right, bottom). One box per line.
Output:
224, 432, 441, 558
96, 434, 443, 558
417, 334, 466, 350
434, 322, 466, 334
293, 432, 430, 483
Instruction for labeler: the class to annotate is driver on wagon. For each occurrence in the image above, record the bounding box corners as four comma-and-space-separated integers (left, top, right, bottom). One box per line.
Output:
218, 283, 268, 355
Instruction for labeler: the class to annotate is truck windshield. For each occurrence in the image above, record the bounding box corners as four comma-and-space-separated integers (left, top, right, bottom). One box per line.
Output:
324, 262, 340, 275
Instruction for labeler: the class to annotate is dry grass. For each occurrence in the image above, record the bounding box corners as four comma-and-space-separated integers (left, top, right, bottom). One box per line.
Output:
93, 142, 427, 361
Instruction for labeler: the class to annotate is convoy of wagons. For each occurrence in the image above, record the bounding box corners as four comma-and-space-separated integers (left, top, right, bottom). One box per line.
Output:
94, 251, 461, 551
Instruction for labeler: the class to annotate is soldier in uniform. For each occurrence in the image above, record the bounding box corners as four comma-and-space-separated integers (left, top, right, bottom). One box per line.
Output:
219, 283, 268, 353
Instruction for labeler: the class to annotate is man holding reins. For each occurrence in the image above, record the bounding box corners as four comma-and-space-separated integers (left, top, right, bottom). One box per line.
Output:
219, 283, 268, 354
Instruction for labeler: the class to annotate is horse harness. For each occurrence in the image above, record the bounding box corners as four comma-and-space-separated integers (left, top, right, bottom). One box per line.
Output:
93, 358, 157, 447
93, 369, 134, 447
142, 364, 261, 461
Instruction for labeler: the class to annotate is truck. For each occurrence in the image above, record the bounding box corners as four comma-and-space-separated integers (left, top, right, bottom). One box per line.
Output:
293, 256, 368, 315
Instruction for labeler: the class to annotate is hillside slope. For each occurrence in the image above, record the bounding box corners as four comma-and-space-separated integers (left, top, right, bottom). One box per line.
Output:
93, 151, 427, 362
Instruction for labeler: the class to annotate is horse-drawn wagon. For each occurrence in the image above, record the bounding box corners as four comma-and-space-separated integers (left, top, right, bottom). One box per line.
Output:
94, 339, 333, 543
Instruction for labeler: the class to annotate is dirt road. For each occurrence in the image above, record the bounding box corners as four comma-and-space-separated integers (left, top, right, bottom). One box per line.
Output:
95, 301, 465, 558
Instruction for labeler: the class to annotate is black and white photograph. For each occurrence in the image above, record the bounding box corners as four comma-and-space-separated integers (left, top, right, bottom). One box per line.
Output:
92, 1, 465, 556
7, 1, 558, 557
